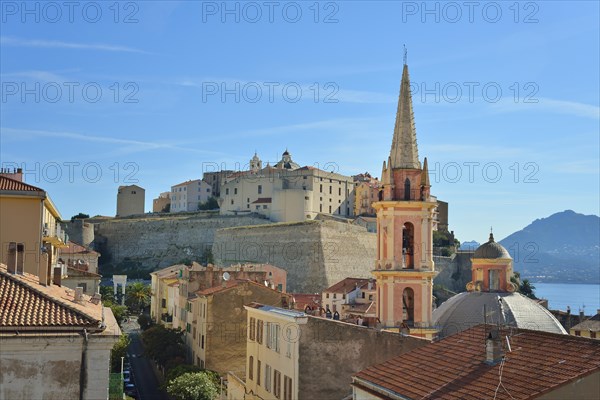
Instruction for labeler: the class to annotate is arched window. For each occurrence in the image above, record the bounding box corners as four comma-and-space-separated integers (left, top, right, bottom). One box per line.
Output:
404, 178, 411, 200
402, 287, 415, 325
402, 222, 415, 269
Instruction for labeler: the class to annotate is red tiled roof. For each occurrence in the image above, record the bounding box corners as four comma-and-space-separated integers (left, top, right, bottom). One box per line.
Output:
196, 279, 281, 297
66, 266, 101, 278
292, 293, 321, 310
252, 198, 272, 204
353, 325, 600, 400
0, 176, 45, 193
571, 312, 600, 332
0, 264, 102, 330
323, 278, 375, 293
62, 241, 100, 255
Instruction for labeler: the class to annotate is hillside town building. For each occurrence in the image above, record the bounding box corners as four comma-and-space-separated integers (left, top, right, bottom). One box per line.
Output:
116, 184, 145, 217
152, 191, 171, 212
170, 179, 213, 212
219, 150, 356, 222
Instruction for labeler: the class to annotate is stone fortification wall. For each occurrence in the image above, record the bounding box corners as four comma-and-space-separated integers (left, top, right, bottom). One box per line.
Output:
92, 212, 270, 273
212, 220, 376, 293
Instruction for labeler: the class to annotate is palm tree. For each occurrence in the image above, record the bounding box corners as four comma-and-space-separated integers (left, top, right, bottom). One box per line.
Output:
520, 279, 537, 299
125, 282, 151, 312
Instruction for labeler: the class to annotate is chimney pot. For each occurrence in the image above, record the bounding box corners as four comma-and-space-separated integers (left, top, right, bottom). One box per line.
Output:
74, 287, 84, 302
485, 330, 503, 365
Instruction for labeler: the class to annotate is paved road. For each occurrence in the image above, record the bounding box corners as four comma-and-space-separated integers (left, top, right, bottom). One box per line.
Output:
122, 318, 168, 400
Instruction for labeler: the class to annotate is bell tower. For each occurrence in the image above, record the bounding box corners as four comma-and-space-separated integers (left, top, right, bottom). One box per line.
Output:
373, 60, 437, 339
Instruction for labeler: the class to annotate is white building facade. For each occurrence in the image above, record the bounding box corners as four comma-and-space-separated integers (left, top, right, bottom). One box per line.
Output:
170, 179, 213, 212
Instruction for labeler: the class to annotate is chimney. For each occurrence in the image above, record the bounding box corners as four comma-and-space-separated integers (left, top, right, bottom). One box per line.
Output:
74, 287, 84, 302
485, 330, 503, 365
7, 242, 17, 273
52, 267, 62, 286
368, 279, 373, 291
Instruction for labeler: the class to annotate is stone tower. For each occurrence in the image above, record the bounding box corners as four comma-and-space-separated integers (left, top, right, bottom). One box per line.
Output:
373, 62, 437, 339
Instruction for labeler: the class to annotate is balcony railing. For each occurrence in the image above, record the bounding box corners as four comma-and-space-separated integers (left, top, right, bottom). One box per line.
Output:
43, 224, 68, 247
161, 313, 173, 323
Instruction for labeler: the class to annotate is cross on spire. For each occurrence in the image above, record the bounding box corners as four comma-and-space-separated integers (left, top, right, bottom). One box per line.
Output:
403, 44, 407, 65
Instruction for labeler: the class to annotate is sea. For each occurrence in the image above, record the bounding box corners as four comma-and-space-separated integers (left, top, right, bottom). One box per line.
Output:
532, 283, 600, 314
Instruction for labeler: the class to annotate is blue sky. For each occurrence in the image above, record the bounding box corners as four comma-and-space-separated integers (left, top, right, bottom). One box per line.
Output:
1, 0, 598, 243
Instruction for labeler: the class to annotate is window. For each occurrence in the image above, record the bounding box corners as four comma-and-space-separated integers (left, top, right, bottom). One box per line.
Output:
161, 298, 166, 308
257, 320, 264, 344
234, 188, 238, 195
304, 196, 309, 200
274, 370, 281, 398
77, 283, 87, 292
186, 323, 191, 333
247, 204, 250, 209
247, 198, 250, 202
201, 335, 205, 349
263, 205, 267, 209
326, 293, 329, 299
285, 327, 292, 358
333, 293, 337, 299
319, 204, 322, 212
193, 327, 197, 339
342, 293, 346, 300
319, 184, 323, 193
249, 317, 256, 340
575, 330, 581, 336
207, 188, 210, 192
362, 292, 366, 299
329, 206, 332, 213
284, 376, 293, 400
132, 191, 136, 194
257, 360, 262, 386
265, 365, 272, 392
256, 205, 260, 210
231, 199, 234, 205
339, 188, 341, 195
198, 195, 201, 200
266, 322, 280, 352
369, 294, 373, 301
329, 186, 332, 194
249, 356, 254, 380
258, 185, 262, 194
226, 188, 229, 195
591, 331, 597, 339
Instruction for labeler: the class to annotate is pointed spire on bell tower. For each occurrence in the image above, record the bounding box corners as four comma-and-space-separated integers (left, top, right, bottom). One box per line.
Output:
420, 157, 430, 186
389, 49, 420, 170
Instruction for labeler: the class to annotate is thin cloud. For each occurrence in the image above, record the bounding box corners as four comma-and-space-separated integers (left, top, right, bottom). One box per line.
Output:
1, 127, 223, 156
1, 36, 150, 54
491, 97, 600, 120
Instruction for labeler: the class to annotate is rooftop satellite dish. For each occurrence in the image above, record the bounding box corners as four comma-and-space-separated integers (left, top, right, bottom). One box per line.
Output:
223, 272, 231, 281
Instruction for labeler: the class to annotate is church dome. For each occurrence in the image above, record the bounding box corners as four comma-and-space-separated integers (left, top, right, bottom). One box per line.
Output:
432, 292, 566, 338
473, 233, 511, 259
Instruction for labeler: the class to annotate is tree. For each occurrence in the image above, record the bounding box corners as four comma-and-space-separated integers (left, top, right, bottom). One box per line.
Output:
198, 197, 219, 211
108, 304, 129, 326
167, 372, 219, 400
110, 334, 131, 372
141, 325, 186, 368
520, 279, 537, 299
125, 282, 151, 312
70, 213, 90, 221
201, 248, 214, 265
137, 313, 153, 330
100, 285, 116, 304
165, 365, 204, 384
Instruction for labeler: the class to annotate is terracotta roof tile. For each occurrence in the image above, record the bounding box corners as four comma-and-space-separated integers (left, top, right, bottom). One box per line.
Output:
323, 277, 375, 293
61, 241, 100, 256
353, 325, 600, 399
0, 264, 102, 331
0, 176, 45, 192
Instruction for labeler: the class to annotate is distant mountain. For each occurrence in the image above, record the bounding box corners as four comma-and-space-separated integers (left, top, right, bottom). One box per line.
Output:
499, 210, 600, 284
459, 241, 480, 251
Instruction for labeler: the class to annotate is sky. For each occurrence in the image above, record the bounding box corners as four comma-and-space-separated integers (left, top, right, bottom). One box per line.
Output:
1, 0, 599, 243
